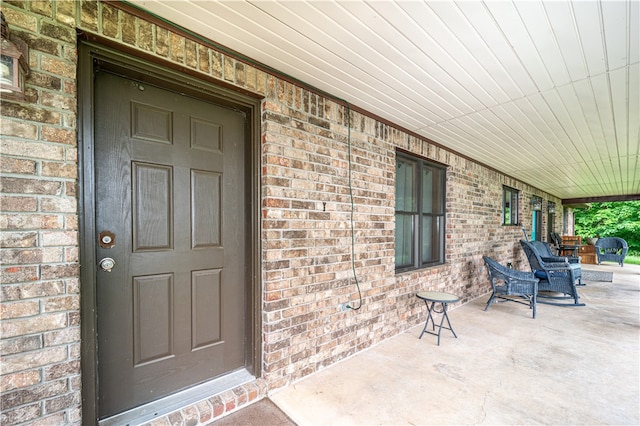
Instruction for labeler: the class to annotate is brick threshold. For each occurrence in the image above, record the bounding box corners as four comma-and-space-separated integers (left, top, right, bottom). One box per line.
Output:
98, 374, 267, 426
143, 378, 267, 425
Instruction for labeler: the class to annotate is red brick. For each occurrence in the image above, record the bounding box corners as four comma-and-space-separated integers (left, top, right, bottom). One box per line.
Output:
167, 412, 183, 424
44, 360, 80, 381
80, 0, 99, 32
1, 299, 40, 318
0, 248, 43, 265
1, 177, 62, 195
0, 266, 39, 284
1, 139, 65, 160
41, 56, 76, 79
180, 405, 199, 426
196, 400, 212, 423
1, 313, 67, 339
42, 295, 79, 312
1, 214, 64, 230
0, 403, 42, 425
40, 20, 75, 43
55, 0, 77, 26
122, 13, 136, 45
1, 379, 67, 410
0, 280, 64, 301
139, 20, 154, 52
0, 196, 38, 212
210, 396, 225, 417
0, 119, 38, 138
45, 391, 80, 414
101, 3, 119, 38
40, 198, 77, 213
1, 8, 38, 32
30, 1, 53, 17
0, 370, 42, 392
0, 335, 43, 356
40, 161, 76, 179
0, 156, 37, 174
170, 32, 185, 63
41, 126, 76, 145
40, 263, 79, 280
43, 326, 80, 346
198, 44, 210, 74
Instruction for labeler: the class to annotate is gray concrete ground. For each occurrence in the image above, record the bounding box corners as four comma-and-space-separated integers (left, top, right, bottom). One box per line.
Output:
270, 264, 640, 425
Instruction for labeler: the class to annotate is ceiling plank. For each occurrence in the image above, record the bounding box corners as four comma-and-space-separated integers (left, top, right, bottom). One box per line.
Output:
126, 0, 640, 199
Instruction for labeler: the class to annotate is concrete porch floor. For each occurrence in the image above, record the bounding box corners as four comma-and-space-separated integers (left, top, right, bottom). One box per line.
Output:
270, 264, 640, 425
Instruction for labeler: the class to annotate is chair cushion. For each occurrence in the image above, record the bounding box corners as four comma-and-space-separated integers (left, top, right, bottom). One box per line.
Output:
533, 270, 547, 279
534, 270, 569, 279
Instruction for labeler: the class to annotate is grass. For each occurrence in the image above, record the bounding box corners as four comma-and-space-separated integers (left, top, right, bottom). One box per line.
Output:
625, 254, 640, 265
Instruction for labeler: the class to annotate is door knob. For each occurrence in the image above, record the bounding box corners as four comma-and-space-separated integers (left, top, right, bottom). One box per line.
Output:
99, 257, 116, 272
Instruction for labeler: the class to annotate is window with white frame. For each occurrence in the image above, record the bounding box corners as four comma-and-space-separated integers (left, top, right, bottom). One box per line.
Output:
395, 152, 446, 272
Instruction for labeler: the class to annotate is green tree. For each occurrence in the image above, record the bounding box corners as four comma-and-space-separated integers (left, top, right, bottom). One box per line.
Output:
574, 201, 640, 255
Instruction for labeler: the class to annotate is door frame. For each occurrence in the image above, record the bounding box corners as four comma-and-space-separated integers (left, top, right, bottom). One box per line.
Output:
78, 39, 262, 424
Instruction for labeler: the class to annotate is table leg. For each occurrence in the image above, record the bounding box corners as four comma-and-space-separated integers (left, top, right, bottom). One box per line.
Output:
418, 298, 459, 345
438, 303, 457, 345
419, 300, 436, 339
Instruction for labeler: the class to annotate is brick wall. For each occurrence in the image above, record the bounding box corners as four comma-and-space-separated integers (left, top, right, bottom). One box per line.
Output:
0, 1, 563, 425
1, 2, 81, 425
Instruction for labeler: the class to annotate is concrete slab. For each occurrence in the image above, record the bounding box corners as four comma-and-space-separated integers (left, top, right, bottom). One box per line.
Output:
271, 264, 640, 425
212, 398, 295, 426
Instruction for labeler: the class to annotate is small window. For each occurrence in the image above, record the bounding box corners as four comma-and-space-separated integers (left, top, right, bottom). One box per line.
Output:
503, 186, 519, 225
395, 152, 446, 272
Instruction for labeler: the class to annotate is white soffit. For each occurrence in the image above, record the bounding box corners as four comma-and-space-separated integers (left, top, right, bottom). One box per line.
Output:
128, 0, 640, 200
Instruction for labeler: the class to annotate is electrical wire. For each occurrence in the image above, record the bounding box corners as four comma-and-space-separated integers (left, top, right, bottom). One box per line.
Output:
121, 1, 363, 310
346, 104, 363, 310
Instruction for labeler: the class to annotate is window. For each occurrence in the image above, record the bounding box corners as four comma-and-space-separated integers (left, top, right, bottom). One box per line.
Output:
547, 202, 556, 242
503, 186, 519, 225
395, 152, 446, 272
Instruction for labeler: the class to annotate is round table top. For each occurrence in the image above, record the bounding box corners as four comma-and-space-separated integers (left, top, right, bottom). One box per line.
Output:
417, 291, 460, 303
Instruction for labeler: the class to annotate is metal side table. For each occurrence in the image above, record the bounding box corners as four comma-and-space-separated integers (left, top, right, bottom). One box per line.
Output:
417, 291, 460, 345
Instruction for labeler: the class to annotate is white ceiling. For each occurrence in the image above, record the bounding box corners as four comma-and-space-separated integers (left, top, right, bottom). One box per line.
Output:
129, 0, 639, 201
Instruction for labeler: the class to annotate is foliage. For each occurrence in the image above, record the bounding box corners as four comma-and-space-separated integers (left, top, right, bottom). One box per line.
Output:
574, 201, 640, 255
625, 255, 640, 265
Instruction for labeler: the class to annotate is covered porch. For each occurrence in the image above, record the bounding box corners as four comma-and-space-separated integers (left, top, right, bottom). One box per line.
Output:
267, 263, 639, 425
1, 2, 638, 425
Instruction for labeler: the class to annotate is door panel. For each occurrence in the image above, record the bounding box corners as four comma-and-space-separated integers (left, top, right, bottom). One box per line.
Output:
94, 72, 246, 418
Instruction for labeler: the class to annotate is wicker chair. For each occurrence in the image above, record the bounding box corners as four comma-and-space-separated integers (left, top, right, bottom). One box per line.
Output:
520, 240, 584, 306
528, 240, 583, 286
550, 232, 580, 257
595, 237, 628, 267
549, 232, 562, 255
483, 256, 539, 318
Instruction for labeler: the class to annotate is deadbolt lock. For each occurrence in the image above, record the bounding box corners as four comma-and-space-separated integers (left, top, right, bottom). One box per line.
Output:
99, 231, 116, 249
99, 257, 116, 272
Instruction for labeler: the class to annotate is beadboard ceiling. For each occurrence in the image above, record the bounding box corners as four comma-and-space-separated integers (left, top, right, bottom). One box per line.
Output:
128, 0, 639, 201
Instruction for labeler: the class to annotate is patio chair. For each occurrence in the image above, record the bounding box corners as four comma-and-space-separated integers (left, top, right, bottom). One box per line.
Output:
595, 237, 628, 266
549, 232, 562, 255
483, 256, 539, 318
528, 240, 583, 286
520, 240, 584, 306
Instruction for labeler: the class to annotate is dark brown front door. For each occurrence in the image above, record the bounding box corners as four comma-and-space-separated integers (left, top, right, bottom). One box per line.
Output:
94, 71, 246, 418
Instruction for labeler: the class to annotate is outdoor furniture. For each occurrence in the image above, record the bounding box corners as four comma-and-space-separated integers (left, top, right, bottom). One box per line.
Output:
483, 256, 539, 318
520, 240, 584, 306
416, 291, 460, 345
595, 237, 628, 266
550, 233, 580, 257
549, 232, 561, 254
528, 240, 583, 286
